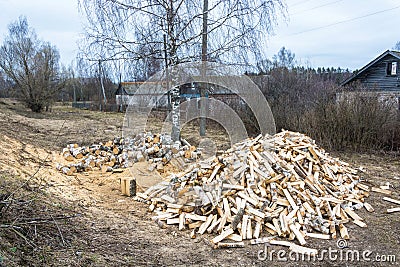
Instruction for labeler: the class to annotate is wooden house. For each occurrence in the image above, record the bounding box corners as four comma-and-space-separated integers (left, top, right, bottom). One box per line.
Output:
340, 50, 400, 107
115, 77, 243, 110
115, 81, 169, 109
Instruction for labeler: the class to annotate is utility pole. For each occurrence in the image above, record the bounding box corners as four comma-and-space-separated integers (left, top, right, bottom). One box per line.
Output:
118, 73, 123, 111
98, 59, 107, 110
200, 0, 209, 136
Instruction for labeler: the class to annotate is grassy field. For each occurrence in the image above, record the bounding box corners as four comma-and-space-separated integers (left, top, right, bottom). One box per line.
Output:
0, 99, 399, 266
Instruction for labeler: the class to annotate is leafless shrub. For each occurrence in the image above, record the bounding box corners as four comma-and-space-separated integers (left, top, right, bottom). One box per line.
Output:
0, 17, 65, 112
252, 59, 400, 151
304, 93, 400, 151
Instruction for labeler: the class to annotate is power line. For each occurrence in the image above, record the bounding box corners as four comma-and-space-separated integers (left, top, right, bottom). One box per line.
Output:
290, 0, 344, 15
290, 4, 400, 36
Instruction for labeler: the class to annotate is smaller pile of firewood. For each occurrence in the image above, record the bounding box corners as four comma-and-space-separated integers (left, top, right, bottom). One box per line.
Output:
136, 130, 373, 252
56, 132, 200, 175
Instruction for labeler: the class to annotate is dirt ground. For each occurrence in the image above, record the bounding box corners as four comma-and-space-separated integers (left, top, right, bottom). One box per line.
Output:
0, 99, 399, 267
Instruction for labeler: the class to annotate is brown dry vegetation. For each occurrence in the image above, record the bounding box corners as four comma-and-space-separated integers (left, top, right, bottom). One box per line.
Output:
0, 99, 399, 267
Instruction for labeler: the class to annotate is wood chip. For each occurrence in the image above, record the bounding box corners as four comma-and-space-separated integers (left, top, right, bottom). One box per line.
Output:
371, 187, 392, 195
215, 242, 245, 249
387, 207, 400, 213
363, 202, 374, 212
289, 243, 318, 255
344, 207, 363, 221
339, 224, 349, 239
353, 220, 367, 228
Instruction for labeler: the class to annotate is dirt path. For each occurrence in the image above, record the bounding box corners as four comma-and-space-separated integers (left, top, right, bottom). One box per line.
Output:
1, 100, 399, 266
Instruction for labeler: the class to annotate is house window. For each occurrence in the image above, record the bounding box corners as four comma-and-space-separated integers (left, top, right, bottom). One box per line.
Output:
386, 62, 397, 76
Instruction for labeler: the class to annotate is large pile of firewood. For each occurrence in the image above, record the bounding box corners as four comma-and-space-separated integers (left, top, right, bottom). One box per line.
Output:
136, 130, 373, 252
56, 132, 200, 175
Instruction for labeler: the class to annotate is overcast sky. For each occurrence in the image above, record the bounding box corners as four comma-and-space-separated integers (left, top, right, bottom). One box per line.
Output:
0, 0, 399, 71
0, 0, 82, 66
268, 0, 400, 70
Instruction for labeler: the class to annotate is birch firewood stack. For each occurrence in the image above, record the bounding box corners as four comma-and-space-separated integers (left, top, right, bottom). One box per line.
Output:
56, 132, 200, 175
136, 130, 373, 251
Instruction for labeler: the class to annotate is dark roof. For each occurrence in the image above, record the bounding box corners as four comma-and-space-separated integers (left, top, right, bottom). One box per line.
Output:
392, 51, 400, 57
341, 50, 400, 86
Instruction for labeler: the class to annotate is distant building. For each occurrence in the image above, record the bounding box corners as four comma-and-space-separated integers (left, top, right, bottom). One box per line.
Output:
115, 78, 244, 111
340, 50, 400, 108
115, 81, 169, 110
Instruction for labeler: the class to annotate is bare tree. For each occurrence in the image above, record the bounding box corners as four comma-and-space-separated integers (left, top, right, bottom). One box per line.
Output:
394, 41, 400, 51
0, 16, 65, 112
79, 0, 287, 139
257, 46, 296, 73
80, 0, 286, 66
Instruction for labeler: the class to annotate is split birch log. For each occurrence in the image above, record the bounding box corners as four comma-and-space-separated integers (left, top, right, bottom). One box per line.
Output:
339, 224, 349, 239
57, 132, 201, 175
